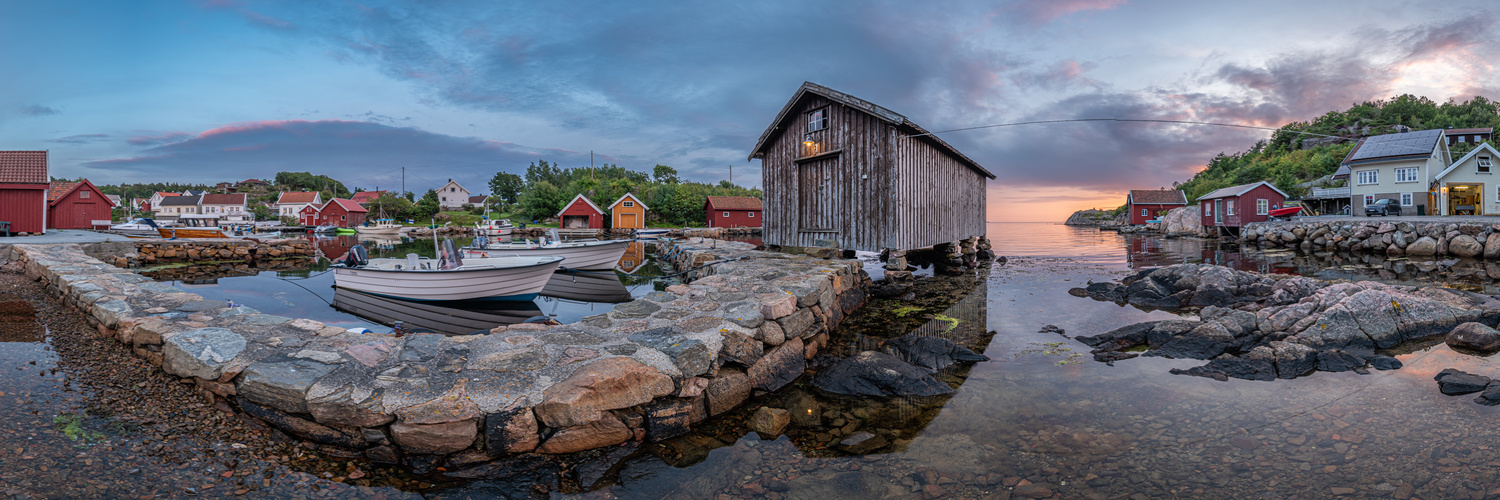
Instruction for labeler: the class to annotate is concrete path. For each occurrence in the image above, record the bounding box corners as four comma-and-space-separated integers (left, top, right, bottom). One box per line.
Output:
0, 229, 137, 244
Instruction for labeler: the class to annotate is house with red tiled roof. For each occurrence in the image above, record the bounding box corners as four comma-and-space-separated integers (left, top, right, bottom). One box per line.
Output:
303, 198, 368, 228
47, 179, 115, 230
201, 193, 249, 221
1126, 189, 1188, 225
704, 196, 763, 228
146, 191, 181, 211
0, 151, 50, 234
276, 191, 322, 218
350, 190, 386, 205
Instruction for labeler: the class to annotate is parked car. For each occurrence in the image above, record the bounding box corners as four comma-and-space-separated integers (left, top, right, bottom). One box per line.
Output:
1365, 198, 1402, 216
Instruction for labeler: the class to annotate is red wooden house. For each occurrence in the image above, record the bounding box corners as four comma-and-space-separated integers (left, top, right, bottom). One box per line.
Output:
48, 179, 116, 229
556, 194, 605, 229
350, 190, 386, 205
705, 196, 763, 228
1126, 189, 1187, 225
1197, 181, 1287, 235
0, 151, 49, 235
298, 205, 321, 226
309, 199, 368, 228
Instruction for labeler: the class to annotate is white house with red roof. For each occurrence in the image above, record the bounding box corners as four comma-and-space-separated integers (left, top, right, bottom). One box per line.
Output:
201, 193, 249, 221
276, 191, 322, 218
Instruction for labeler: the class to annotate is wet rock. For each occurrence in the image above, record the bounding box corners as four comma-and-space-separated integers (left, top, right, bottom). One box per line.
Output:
1316, 349, 1368, 373
812, 351, 953, 396
364, 445, 400, 464
705, 367, 750, 416
536, 413, 631, 454
628, 327, 710, 378
1270, 341, 1318, 379
718, 330, 763, 367
391, 419, 479, 455
777, 308, 817, 338
1446, 322, 1500, 352
485, 407, 539, 455
236, 355, 340, 414
1368, 355, 1403, 370
1474, 385, 1500, 406
784, 472, 891, 500
1450, 234, 1484, 258
161, 327, 245, 380
643, 397, 703, 441
533, 357, 675, 427
839, 431, 888, 454
748, 407, 789, 435
747, 337, 805, 392
237, 399, 366, 449
1082, 282, 1126, 302
884, 334, 988, 371
1014, 483, 1055, 498
1436, 368, 1492, 395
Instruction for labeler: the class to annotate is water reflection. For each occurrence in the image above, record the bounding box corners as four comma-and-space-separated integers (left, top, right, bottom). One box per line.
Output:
331, 289, 546, 335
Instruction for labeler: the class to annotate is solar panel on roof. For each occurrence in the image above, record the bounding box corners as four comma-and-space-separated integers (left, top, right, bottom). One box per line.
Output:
1346, 129, 1442, 162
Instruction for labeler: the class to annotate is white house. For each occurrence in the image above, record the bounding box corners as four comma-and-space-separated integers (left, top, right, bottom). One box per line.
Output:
1432, 143, 1500, 216
1343, 129, 1450, 216
147, 191, 181, 211
201, 193, 249, 221
437, 179, 470, 210
155, 194, 201, 218
276, 191, 322, 218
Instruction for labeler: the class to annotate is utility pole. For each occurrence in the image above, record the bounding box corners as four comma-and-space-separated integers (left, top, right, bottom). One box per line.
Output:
729, 164, 733, 186
401, 167, 406, 197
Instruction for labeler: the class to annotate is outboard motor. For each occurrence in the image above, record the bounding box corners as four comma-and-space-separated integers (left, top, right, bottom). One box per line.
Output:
341, 244, 369, 267
473, 235, 489, 249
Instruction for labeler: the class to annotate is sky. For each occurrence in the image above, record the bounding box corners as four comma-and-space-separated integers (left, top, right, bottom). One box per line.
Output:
3, 1, 1498, 222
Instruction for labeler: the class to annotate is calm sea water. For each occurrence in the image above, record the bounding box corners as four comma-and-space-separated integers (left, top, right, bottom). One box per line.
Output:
6, 223, 1500, 498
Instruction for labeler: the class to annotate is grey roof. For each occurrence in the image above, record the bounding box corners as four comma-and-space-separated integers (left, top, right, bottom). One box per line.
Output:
1196, 181, 1289, 201
1332, 165, 1350, 178
159, 194, 201, 206
1343, 129, 1443, 164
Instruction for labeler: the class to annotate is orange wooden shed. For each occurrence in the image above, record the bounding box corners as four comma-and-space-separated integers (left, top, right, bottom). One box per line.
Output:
608, 193, 649, 229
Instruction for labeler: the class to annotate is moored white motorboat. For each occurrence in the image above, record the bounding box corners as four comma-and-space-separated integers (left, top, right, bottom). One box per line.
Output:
333, 243, 564, 301
633, 228, 669, 240
464, 237, 632, 270
476, 219, 514, 236
358, 218, 403, 235
110, 218, 161, 237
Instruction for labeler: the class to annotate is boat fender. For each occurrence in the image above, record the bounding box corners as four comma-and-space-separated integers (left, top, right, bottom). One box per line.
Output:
346, 327, 372, 334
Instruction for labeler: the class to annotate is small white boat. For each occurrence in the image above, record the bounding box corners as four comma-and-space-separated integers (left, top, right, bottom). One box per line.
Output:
333, 242, 564, 301
158, 215, 229, 239
313, 224, 338, 234
358, 219, 403, 235
110, 218, 161, 237
331, 288, 546, 335
476, 219, 514, 236
634, 228, 669, 240
465, 236, 632, 270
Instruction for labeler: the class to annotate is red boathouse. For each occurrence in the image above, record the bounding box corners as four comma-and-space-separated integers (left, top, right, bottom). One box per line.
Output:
556, 194, 605, 229
48, 179, 116, 229
1197, 181, 1287, 235
0, 151, 49, 235
1126, 189, 1187, 225
704, 196, 763, 228
312, 199, 368, 228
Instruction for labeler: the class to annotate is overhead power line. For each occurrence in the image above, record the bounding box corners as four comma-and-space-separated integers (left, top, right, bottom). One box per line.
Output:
906, 118, 1353, 141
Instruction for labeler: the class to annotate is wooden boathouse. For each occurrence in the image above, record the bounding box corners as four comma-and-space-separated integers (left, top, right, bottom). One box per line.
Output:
749, 82, 994, 253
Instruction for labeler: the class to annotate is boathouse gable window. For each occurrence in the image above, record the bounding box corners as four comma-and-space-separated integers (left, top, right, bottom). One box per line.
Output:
1480, 156, 1492, 174
1356, 170, 1378, 185
749, 212, 755, 217
1227, 200, 1235, 216
724, 212, 730, 217
80, 190, 89, 199
1395, 167, 1419, 183
807, 107, 828, 132
623, 201, 634, 208
1256, 199, 1268, 215
1401, 193, 1413, 206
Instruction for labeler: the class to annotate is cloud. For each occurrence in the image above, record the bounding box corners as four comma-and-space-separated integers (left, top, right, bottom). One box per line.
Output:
1003, 0, 1127, 26
47, 134, 110, 144
18, 105, 59, 116
83, 120, 602, 193
126, 132, 192, 147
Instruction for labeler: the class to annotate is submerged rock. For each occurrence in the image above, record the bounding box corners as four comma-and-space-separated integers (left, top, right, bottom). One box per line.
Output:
1435, 368, 1491, 395
883, 334, 988, 371
812, 351, 953, 397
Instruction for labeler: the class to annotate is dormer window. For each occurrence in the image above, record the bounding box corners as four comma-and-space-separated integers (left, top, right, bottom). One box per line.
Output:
807, 107, 827, 132
1480, 156, 1492, 174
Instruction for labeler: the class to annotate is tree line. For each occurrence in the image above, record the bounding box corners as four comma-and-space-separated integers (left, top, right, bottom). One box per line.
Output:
496, 160, 760, 226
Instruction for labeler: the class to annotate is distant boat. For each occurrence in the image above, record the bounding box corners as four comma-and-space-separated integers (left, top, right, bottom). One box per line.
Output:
111, 218, 161, 237
465, 236, 632, 270
333, 241, 564, 301
331, 288, 545, 335
476, 219, 514, 236
358, 219, 403, 235
157, 215, 228, 239
312, 224, 338, 234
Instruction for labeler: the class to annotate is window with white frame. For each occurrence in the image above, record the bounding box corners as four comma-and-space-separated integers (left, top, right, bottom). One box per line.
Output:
1256, 199, 1268, 215
1204, 203, 1211, 216
1364, 195, 1374, 206
80, 190, 89, 199
623, 201, 634, 208
807, 107, 828, 132
1395, 167, 1419, 183
1141, 209, 1148, 217
724, 212, 730, 217
1227, 200, 1235, 216
1400, 193, 1413, 206
749, 212, 755, 217
1356, 170, 1379, 185
1480, 156, 1493, 174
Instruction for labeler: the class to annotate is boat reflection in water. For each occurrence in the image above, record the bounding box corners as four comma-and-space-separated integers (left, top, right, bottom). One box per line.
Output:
331, 288, 546, 335
539, 270, 633, 303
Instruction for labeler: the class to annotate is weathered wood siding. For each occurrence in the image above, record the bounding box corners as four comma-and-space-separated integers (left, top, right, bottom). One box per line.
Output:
762, 96, 894, 251
762, 96, 987, 252
888, 132, 986, 250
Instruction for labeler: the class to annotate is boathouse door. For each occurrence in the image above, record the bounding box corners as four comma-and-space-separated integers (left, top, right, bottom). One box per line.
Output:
798, 157, 839, 232
1214, 200, 1223, 225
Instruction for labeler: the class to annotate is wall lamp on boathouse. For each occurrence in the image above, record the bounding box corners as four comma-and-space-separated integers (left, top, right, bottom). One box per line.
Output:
803, 134, 815, 146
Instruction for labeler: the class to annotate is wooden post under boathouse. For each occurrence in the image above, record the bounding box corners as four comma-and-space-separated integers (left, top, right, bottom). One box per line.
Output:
748, 81, 995, 268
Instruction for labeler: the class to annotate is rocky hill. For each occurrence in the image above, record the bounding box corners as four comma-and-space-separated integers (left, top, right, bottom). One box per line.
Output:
1064, 209, 1126, 226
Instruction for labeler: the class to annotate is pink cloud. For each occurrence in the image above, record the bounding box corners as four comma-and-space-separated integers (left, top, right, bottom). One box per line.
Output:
127, 131, 192, 147
1007, 0, 1126, 25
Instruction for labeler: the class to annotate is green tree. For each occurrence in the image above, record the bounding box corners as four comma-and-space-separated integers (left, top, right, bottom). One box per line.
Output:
250, 204, 275, 221
489, 172, 524, 203
518, 181, 565, 221
653, 165, 679, 184
413, 189, 441, 220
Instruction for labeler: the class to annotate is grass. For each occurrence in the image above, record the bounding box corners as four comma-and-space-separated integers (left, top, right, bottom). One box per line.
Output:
52, 413, 107, 445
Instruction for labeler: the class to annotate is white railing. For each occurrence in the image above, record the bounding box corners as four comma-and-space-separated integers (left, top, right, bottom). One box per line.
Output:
1309, 186, 1350, 198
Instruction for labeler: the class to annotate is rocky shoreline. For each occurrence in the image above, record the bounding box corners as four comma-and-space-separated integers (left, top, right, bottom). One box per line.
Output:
0, 238, 871, 473
1241, 219, 1500, 259
1070, 264, 1500, 382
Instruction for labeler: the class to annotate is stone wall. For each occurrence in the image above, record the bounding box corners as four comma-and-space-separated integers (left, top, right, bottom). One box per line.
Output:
0, 238, 869, 471
1242, 220, 1500, 258
125, 238, 314, 267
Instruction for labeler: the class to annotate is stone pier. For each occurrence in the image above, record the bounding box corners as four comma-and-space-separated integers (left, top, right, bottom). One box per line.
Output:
0, 238, 868, 471
1242, 219, 1500, 259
